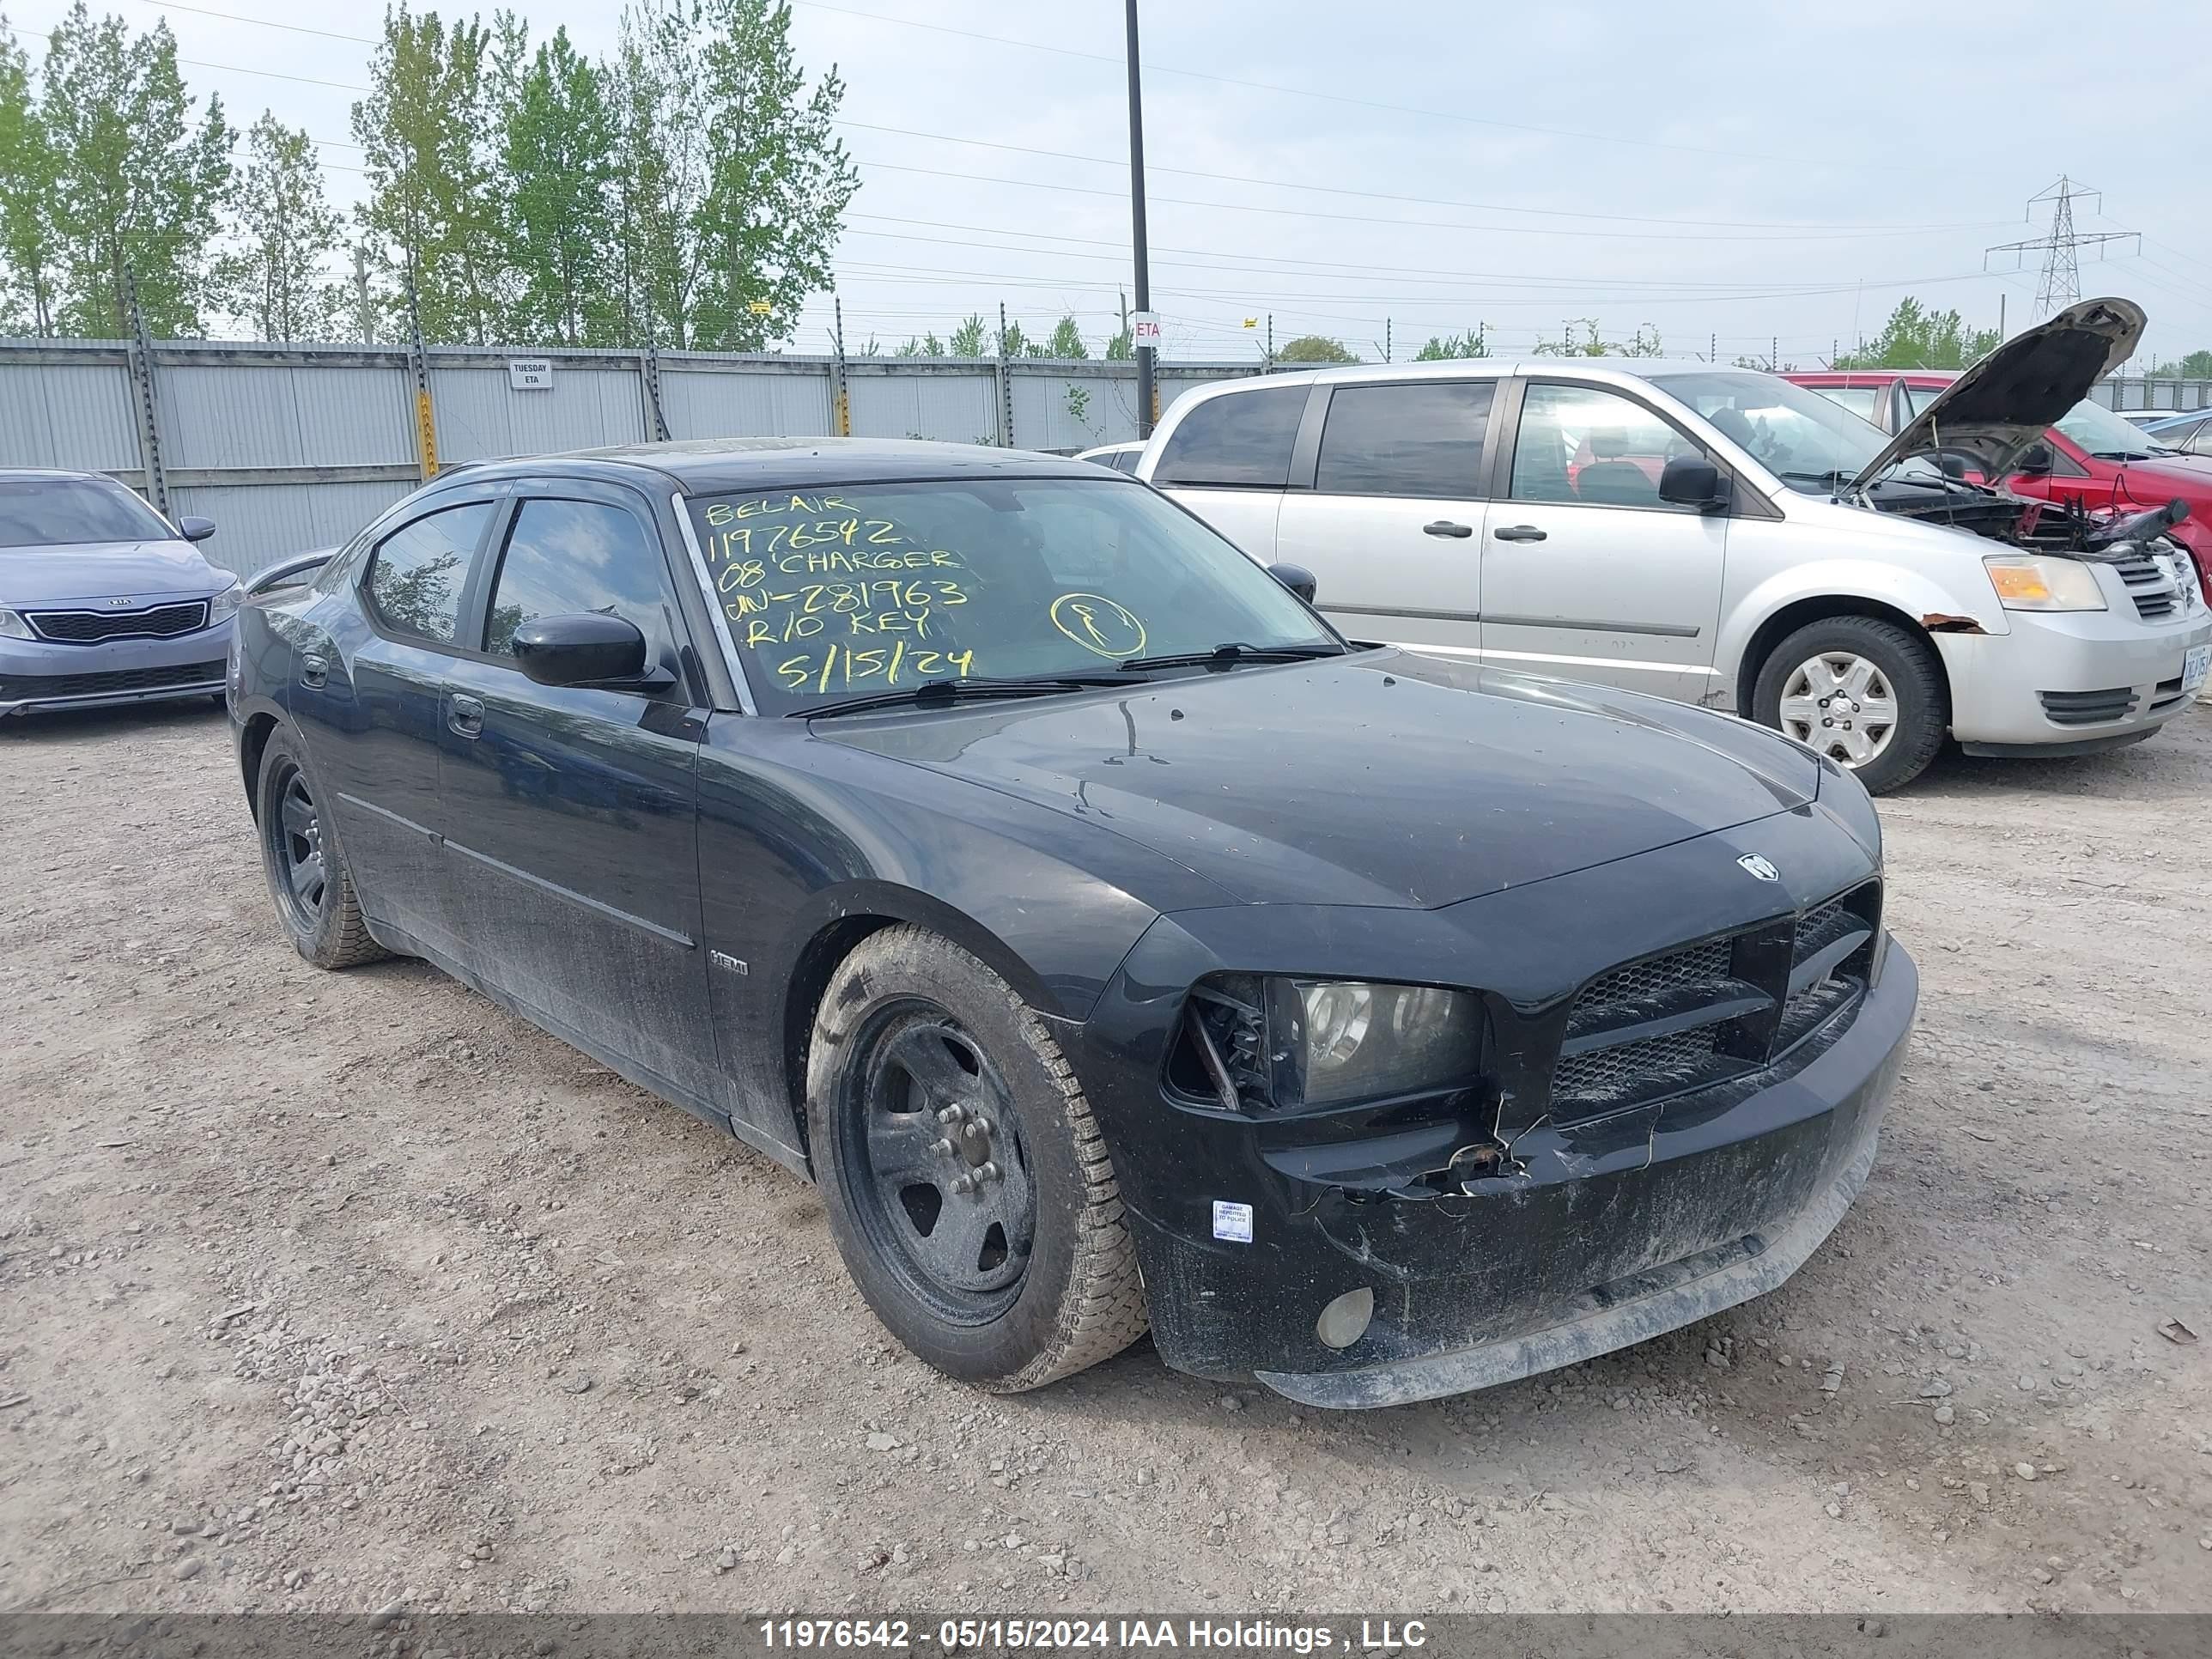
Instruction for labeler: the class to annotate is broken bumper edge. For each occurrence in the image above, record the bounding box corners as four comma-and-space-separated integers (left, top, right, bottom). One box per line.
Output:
1252, 1121, 1880, 1411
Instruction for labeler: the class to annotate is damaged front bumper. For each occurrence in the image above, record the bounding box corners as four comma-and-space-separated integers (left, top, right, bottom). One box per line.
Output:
1073, 811, 1914, 1408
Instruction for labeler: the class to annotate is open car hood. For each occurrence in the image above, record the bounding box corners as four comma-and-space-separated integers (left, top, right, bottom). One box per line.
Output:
1847, 296, 2146, 493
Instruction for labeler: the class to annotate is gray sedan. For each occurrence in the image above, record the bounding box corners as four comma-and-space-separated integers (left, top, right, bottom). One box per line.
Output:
0, 469, 240, 717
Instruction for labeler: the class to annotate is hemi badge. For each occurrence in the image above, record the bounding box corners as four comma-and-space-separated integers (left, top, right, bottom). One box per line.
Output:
709, 949, 749, 975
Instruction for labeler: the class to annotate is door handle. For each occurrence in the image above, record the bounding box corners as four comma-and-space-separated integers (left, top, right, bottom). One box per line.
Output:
299, 652, 328, 689
1492, 524, 1548, 543
447, 693, 485, 739
1423, 520, 1475, 538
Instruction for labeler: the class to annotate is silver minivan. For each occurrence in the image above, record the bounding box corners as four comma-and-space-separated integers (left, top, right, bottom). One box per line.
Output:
1136, 298, 2209, 792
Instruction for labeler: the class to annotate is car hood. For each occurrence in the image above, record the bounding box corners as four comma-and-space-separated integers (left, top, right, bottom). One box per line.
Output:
0, 539, 225, 605
1848, 296, 2146, 492
813, 648, 1820, 909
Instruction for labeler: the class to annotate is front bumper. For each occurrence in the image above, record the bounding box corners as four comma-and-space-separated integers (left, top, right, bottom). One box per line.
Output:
1073, 805, 1912, 1407
1936, 608, 2209, 750
0, 617, 234, 716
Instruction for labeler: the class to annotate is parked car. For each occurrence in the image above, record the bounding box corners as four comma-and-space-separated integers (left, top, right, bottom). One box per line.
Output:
1785, 367, 2212, 592
2117, 410, 2175, 428
2137, 408, 2212, 457
1074, 441, 1145, 474
229, 437, 1913, 1409
1135, 298, 2209, 793
0, 468, 240, 718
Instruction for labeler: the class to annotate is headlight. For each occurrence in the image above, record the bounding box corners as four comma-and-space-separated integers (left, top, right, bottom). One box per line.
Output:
1268, 979, 1482, 1108
208, 577, 243, 621
1982, 554, 2105, 611
0, 606, 33, 641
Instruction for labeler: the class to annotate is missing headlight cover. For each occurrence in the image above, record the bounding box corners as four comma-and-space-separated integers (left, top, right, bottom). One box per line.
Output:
1176, 975, 1482, 1112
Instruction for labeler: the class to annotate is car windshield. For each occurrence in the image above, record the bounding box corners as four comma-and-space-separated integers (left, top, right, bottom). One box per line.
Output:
0, 477, 175, 550
2054, 398, 2180, 461
685, 477, 1342, 713
1646, 371, 1942, 490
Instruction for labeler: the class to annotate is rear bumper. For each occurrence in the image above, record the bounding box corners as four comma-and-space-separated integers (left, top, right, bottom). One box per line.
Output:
1938, 611, 2209, 746
1103, 942, 1916, 1407
0, 619, 233, 716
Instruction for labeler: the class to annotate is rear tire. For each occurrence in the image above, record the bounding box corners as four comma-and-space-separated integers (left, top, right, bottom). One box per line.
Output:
805, 926, 1147, 1392
253, 726, 386, 969
1753, 616, 1947, 794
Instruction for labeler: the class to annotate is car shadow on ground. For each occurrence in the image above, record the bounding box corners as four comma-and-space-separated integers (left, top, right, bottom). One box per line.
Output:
0, 699, 228, 745
1902, 708, 2209, 803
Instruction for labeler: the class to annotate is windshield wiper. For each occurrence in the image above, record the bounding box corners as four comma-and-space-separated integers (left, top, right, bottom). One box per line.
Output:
795, 673, 1143, 719
1119, 641, 1346, 672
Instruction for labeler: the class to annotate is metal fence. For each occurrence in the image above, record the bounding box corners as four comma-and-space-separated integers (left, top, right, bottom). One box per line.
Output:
0, 338, 1255, 577
2088, 375, 2212, 414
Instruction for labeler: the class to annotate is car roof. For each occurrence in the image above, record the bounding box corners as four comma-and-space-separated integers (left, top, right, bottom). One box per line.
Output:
441, 437, 1117, 495
0, 466, 126, 483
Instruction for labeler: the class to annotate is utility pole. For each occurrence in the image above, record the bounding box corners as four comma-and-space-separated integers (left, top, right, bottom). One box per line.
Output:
1985, 178, 2138, 319
1998, 293, 2007, 340
832, 295, 851, 437
1124, 0, 1156, 437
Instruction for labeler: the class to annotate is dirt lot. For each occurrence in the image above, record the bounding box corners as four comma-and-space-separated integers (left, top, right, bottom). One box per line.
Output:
2, 700, 2208, 1619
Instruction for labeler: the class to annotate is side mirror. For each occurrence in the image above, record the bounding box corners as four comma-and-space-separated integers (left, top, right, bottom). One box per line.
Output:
1657, 455, 1727, 509
512, 613, 648, 688
178, 515, 216, 543
2016, 442, 2054, 477
1266, 562, 1317, 604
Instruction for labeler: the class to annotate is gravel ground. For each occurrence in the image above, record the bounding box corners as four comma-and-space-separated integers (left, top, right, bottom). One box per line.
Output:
2, 700, 2207, 1618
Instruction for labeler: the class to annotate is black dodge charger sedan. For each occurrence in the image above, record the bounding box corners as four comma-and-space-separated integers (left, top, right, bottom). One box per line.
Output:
229, 438, 1915, 1409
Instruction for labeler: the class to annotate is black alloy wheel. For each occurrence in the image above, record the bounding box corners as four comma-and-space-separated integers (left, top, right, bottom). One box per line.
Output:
268, 757, 328, 929
836, 1002, 1039, 1323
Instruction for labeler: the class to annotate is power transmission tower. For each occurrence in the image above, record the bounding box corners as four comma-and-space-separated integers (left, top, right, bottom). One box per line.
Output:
1985, 178, 2138, 319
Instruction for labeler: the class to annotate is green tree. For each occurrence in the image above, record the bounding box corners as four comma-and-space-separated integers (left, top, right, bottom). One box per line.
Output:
612, 0, 856, 349
40, 3, 232, 337
499, 26, 617, 345
1413, 327, 1486, 362
1832, 298, 1997, 370
1275, 333, 1356, 363
1533, 319, 1662, 357
352, 4, 504, 343
1103, 324, 1131, 360
212, 114, 342, 341
947, 312, 988, 356
2149, 349, 2212, 380
0, 16, 62, 334
1045, 313, 1087, 359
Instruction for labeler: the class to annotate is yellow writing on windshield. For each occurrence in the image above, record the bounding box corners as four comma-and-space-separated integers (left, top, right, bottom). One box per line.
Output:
1050, 592, 1146, 659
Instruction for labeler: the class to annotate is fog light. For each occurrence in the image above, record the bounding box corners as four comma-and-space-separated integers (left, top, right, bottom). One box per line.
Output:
1316, 1287, 1374, 1351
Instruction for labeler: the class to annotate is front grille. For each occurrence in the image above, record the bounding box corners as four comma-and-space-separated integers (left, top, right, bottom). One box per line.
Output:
27, 599, 210, 643
1547, 881, 1881, 1122
0, 659, 224, 701
2149, 674, 2190, 715
2039, 686, 2136, 726
2115, 554, 2176, 621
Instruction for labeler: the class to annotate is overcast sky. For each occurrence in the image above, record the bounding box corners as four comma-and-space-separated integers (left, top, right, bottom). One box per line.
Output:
11, 0, 2212, 368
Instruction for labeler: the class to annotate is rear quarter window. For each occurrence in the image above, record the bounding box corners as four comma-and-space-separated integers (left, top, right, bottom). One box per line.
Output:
1152, 385, 1306, 488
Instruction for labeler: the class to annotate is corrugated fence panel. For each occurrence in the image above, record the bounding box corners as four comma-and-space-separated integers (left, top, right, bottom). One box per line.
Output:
659, 363, 835, 440
846, 363, 997, 442
172, 480, 415, 578
0, 356, 141, 471
429, 363, 647, 461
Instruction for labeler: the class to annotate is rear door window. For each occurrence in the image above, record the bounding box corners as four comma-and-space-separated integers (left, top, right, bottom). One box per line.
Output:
1152, 386, 1306, 487
364, 502, 493, 646
1315, 381, 1495, 498
1810, 384, 1883, 422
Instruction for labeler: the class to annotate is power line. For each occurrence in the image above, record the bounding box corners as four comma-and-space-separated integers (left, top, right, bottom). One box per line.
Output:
788, 0, 1914, 173
1985, 178, 2139, 320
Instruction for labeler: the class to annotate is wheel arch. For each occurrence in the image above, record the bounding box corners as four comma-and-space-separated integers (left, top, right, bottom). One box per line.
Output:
235, 701, 286, 819
1733, 594, 1955, 723
775, 883, 1075, 1167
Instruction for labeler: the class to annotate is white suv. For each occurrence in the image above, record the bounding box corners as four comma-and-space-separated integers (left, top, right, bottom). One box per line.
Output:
1135, 298, 2209, 792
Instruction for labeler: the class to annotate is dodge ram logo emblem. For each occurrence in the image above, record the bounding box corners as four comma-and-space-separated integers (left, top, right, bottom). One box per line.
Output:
1736, 854, 1781, 882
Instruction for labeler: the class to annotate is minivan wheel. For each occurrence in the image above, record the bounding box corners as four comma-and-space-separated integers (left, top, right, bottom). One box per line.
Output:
805, 926, 1147, 1392
1753, 616, 1947, 793
253, 726, 386, 969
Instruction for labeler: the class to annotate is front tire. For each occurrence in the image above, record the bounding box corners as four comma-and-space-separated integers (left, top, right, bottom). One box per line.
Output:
805, 926, 1147, 1392
1753, 616, 1947, 794
253, 726, 386, 969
